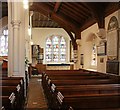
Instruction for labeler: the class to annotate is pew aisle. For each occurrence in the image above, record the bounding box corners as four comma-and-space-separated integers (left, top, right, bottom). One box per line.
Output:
26, 76, 48, 109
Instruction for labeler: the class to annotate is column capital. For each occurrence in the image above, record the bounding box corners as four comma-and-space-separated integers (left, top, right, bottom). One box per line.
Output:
76, 39, 81, 46
11, 20, 21, 28
97, 28, 106, 39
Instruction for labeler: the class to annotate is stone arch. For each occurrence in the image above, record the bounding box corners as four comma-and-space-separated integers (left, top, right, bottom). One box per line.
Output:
107, 16, 119, 31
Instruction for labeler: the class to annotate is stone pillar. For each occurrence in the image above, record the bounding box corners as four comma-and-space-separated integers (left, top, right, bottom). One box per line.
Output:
8, 1, 29, 97
75, 39, 81, 69
73, 39, 81, 70
29, 11, 33, 64
8, 1, 27, 77
11, 20, 21, 76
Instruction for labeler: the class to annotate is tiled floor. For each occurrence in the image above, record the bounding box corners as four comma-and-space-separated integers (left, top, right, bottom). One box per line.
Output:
26, 76, 48, 110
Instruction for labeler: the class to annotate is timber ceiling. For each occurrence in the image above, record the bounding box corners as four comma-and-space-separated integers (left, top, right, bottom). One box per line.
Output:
30, 2, 119, 39
32, 12, 60, 28
1, 2, 120, 41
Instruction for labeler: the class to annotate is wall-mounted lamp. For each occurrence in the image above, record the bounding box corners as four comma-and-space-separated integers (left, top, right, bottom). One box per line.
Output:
23, 0, 29, 9
30, 41, 33, 45
28, 26, 31, 36
3, 29, 8, 36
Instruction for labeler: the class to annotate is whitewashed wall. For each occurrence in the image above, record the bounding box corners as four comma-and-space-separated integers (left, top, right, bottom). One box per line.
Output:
80, 23, 100, 70
79, 10, 119, 73
31, 10, 119, 72
32, 28, 71, 64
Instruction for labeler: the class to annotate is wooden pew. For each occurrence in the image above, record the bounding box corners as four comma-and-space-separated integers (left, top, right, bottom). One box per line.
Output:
1, 85, 24, 109
60, 94, 120, 109
55, 84, 120, 95
0, 78, 25, 104
0, 78, 25, 109
47, 82, 120, 109
43, 83, 120, 109
42, 70, 120, 110
0, 95, 16, 110
44, 70, 90, 75
0, 79, 23, 86
51, 79, 120, 85
1, 59, 8, 77
0, 79, 24, 98
48, 75, 109, 80
47, 83, 120, 109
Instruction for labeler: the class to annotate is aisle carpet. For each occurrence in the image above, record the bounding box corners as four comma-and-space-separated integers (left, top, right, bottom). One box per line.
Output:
26, 75, 48, 110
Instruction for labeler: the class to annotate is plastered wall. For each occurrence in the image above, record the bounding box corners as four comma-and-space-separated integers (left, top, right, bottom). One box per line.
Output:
79, 10, 119, 73
31, 10, 119, 73
32, 28, 71, 64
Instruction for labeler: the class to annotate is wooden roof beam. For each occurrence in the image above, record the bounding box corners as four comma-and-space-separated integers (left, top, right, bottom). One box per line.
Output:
51, 12, 78, 32
64, 29, 77, 50
82, 2, 105, 28
30, 2, 79, 33
54, 2, 62, 13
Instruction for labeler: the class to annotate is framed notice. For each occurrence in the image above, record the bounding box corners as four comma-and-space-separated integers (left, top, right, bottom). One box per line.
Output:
32, 45, 39, 58
97, 42, 106, 56
107, 30, 118, 57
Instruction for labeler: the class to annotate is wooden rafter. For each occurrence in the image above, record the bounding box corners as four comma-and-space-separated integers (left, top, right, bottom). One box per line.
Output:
54, 2, 62, 13
30, 2, 79, 33
30, 2, 119, 40
82, 2, 105, 28
64, 29, 77, 50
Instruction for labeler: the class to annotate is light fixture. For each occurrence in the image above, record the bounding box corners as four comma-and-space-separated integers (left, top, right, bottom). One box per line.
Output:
30, 41, 33, 45
3, 29, 8, 36
28, 26, 31, 36
23, 0, 29, 9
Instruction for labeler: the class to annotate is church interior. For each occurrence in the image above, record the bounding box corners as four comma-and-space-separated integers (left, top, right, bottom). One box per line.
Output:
0, 1, 120, 110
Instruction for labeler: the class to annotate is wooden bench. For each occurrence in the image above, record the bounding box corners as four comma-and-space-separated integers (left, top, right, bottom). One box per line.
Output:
0, 79, 24, 96
60, 94, 120, 109
1, 85, 24, 109
47, 83, 120, 109
42, 70, 120, 110
44, 70, 90, 76
55, 84, 120, 95
51, 79, 120, 85
48, 75, 109, 80
47, 82, 120, 108
0, 95, 16, 110
0, 78, 25, 109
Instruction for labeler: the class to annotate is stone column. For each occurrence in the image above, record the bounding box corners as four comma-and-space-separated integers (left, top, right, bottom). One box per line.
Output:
28, 11, 33, 64
75, 39, 81, 69
8, 1, 29, 97
73, 39, 81, 70
11, 20, 21, 76
8, 1, 27, 77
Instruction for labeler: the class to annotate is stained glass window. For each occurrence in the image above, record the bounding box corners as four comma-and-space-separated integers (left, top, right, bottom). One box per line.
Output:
46, 36, 66, 63
0, 29, 8, 56
60, 37, 66, 62
91, 44, 97, 66
52, 36, 59, 62
46, 37, 52, 62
